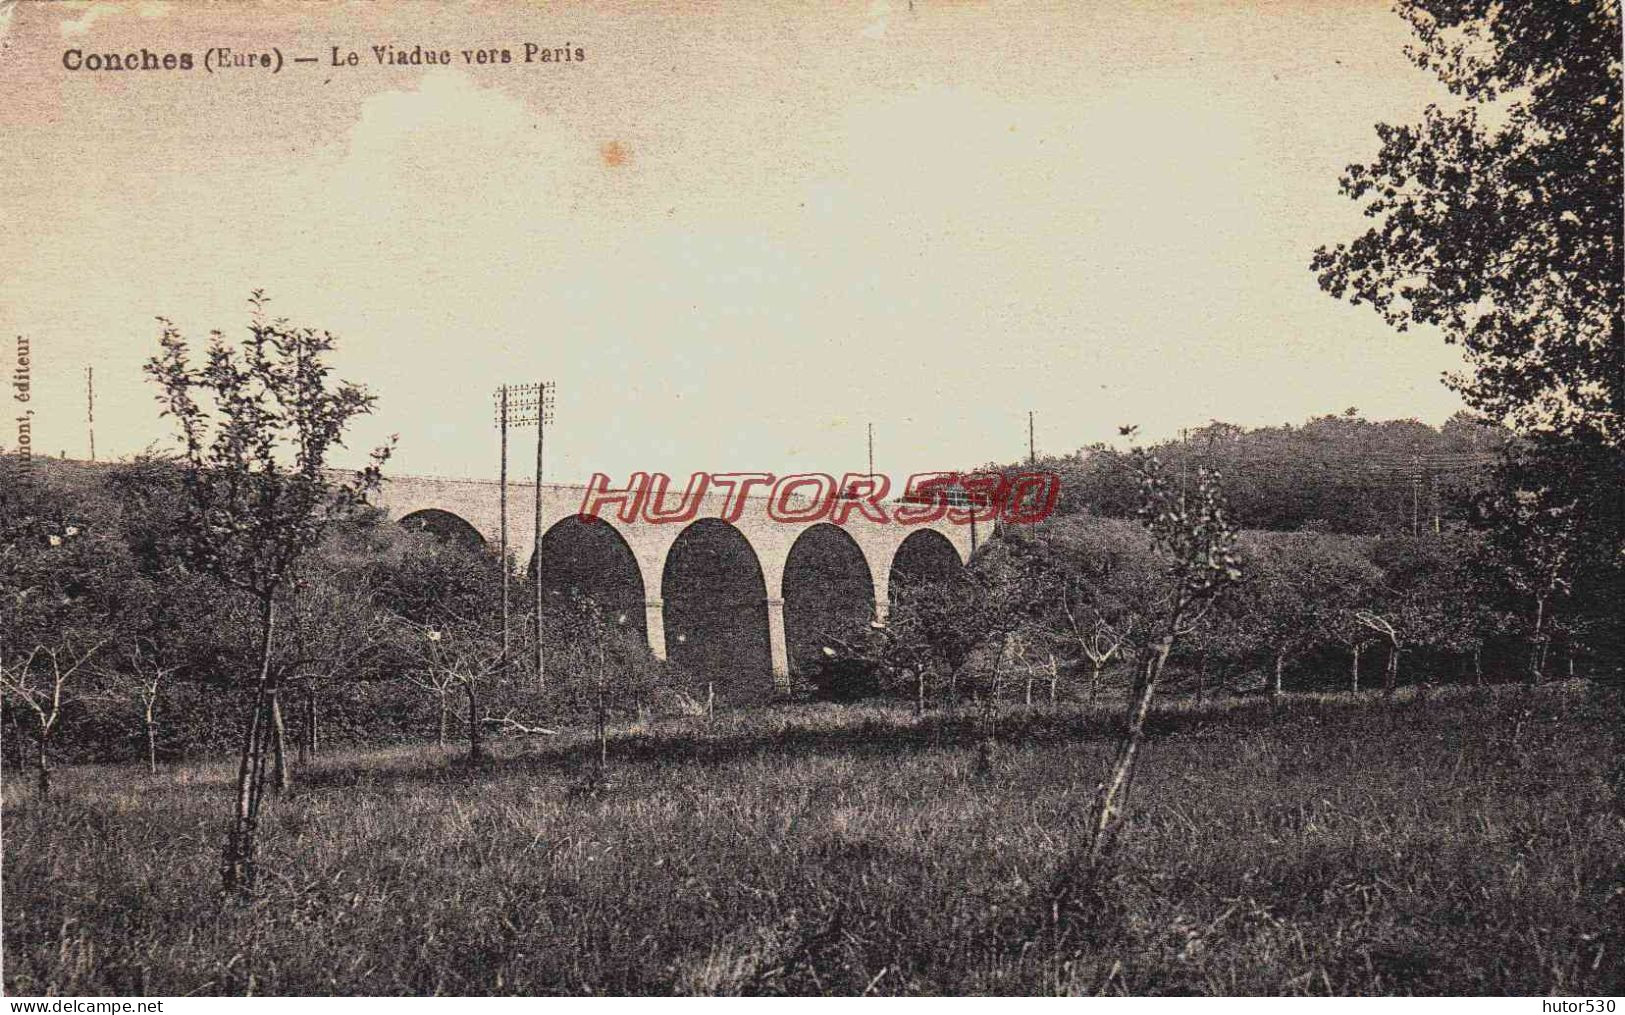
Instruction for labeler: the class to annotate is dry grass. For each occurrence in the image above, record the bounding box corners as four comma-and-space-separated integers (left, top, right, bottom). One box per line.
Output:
3, 682, 1620, 995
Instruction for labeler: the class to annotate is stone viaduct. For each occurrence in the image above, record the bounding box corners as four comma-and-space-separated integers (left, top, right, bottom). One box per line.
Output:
372, 475, 977, 694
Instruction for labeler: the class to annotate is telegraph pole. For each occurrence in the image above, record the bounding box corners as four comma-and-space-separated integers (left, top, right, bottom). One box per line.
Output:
85, 367, 95, 462
499, 382, 549, 685
1432, 472, 1441, 536
970, 493, 979, 556
531, 383, 555, 688
867, 422, 875, 480
494, 386, 511, 676
1411, 452, 1421, 538
1028, 410, 1035, 466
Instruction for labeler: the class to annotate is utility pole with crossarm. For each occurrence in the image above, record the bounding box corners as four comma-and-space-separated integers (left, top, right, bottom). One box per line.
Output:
496, 381, 554, 686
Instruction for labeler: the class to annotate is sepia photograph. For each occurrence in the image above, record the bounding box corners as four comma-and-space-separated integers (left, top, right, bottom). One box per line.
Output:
0, 0, 1620, 1001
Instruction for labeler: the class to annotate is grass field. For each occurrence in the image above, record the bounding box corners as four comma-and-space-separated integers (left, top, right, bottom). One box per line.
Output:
3, 682, 1621, 996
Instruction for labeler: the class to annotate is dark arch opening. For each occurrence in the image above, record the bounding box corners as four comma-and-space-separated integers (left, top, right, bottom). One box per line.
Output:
661, 519, 771, 696
888, 529, 966, 607
783, 524, 875, 676
399, 509, 486, 555
531, 516, 646, 639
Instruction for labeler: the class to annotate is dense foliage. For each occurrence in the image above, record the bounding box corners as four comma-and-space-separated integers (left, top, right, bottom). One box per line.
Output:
1313, 0, 1621, 447
1308, 0, 1624, 694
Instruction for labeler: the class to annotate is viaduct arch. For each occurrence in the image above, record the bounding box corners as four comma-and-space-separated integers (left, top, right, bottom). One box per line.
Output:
374, 475, 975, 693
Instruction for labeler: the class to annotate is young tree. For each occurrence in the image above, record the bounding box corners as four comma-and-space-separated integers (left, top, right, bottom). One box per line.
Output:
368, 527, 505, 753
1232, 532, 1380, 700
1039, 516, 1157, 705
962, 533, 1061, 703
1, 642, 103, 796
1054, 447, 1240, 925
869, 537, 1053, 716
0, 475, 122, 795
533, 592, 668, 774
111, 633, 180, 776
570, 596, 615, 776
1353, 609, 1408, 696
277, 528, 406, 769
861, 588, 943, 716
407, 620, 504, 761
1324, 595, 1377, 694
403, 636, 464, 748
1362, 532, 1491, 693
144, 291, 392, 893
1069, 611, 1129, 704
1004, 625, 1063, 706
1479, 476, 1580, 686
98, 564, 222, 774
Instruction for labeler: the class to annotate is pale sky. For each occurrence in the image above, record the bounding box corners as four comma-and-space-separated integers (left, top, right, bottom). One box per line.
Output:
0, 0, 1469, 485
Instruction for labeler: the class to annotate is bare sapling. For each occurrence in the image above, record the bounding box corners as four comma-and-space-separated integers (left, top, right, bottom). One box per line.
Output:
404, 636, 464, 748
411, 621, 503, 762
1355, 611, 1402, 696
0, 642, 104, 796
1064, 594, 1131, 708
117, 638, 177, 775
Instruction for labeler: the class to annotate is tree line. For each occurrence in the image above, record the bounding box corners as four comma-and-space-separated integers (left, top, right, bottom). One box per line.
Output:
1005, 410, 1509, 535
813, 482, 1618, 712
3, 397, 1617, 790
0, 454, 682, 774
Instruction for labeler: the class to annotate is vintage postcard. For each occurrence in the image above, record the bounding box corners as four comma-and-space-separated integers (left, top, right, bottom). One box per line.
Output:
1, 0, 1620, 1002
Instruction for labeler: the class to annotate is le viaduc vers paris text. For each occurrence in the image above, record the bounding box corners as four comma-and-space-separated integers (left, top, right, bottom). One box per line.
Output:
62, 43, 585, 72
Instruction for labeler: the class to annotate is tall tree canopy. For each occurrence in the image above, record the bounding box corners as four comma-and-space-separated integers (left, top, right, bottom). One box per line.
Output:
1313, 0, 1622, 446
